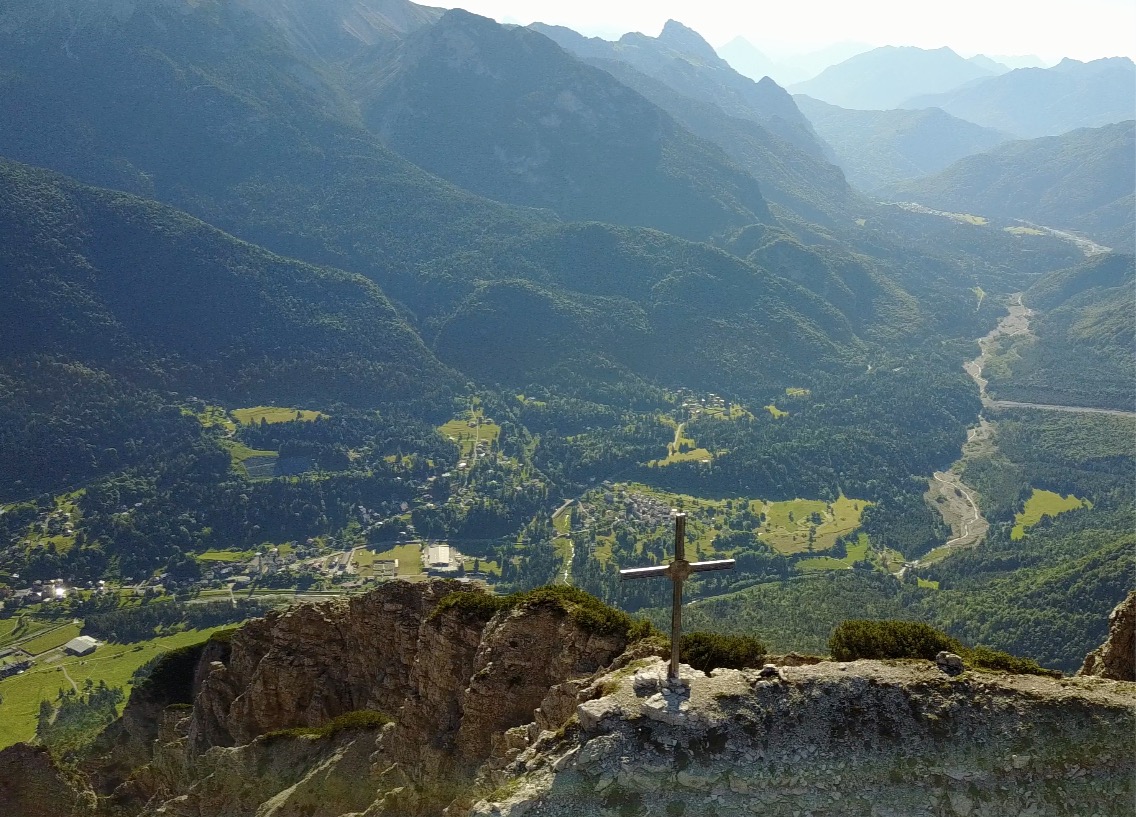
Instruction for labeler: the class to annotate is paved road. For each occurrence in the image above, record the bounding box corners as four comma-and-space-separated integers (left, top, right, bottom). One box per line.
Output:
985, 399, 1136, 419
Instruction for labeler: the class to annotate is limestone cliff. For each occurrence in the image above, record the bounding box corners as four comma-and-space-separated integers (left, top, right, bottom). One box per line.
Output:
1079, 590, 1135, 681
1, 581, 1133, 817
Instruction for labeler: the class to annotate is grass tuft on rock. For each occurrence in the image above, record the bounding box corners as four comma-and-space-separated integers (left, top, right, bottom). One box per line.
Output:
263, 709, 391, 741
966, 645, 1061, 678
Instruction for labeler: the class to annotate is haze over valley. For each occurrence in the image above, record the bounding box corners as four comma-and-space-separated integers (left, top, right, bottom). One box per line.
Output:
0, 3, 1132, 814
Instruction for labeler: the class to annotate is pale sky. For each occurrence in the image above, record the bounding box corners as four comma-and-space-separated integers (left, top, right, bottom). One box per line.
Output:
438, 0, 1136, 63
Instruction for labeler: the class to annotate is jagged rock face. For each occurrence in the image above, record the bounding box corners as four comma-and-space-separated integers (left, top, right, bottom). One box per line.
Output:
471, 657, 1136, 817
189, 580, 457, 751
1079, 591, 1135, 681
0, 743, 97, 816
142, 581, 632, 816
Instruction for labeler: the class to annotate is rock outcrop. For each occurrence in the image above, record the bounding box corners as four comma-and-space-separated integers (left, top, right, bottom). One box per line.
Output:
3, 581, 1134, 817
0, 742, 97, 817
471, 657, 1136, 817
129, 581, 633, 815
1079, 591, 1135, 681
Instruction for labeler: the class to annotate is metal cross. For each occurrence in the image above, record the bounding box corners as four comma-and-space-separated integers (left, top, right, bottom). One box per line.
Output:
619, 512, 735, 680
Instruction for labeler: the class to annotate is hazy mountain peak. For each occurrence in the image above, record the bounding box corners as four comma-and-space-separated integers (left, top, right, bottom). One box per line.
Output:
657, 19, 720, 63
790, 44, 1001, 110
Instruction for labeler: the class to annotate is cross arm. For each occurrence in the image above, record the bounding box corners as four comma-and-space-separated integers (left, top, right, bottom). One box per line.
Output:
619, 565, 671, 580
689, 558, 736, 573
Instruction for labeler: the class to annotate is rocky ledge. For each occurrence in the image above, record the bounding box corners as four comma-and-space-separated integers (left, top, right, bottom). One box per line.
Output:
471, 657, 1134, 817
0, 583, 1133, 817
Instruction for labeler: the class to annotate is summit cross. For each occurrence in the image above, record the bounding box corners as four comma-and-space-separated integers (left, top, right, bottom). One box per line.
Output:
619, 512, 735, 680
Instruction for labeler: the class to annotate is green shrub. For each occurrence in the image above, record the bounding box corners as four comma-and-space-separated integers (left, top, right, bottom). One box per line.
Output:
966, 645, 1061, 678
829, 619, 964, 661
430, 585, 658, 640
264, 709, 390, 741
680, 631, 767, 673
429, 590, 509, 623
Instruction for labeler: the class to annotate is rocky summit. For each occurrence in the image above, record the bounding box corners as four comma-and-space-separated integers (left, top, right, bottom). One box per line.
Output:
1, 581, 1133, 817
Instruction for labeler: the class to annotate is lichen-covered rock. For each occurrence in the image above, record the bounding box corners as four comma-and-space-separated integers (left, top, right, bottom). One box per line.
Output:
0, 743, 97, 817
1079, 591, 1135, 681
467, 657, 1136, 817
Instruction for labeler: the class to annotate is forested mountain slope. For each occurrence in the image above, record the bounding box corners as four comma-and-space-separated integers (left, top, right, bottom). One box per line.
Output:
983, 254, 1136, 410
794, 96, 1012, 192
359, 9, 772, 239
0, 158, 458, 406
903, 57, 1136, 138
790, 46, 997, 111
885, 121, 1135, 252
0, 0, 554, 315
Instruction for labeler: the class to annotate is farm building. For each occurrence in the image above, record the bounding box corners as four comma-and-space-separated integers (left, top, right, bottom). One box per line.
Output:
427, 545, 453, 567
63, 635, 98, 656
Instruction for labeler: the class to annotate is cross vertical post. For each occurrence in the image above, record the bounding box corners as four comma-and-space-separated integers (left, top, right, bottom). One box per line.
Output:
619, 511, 736, 681
670, 513, 687, 680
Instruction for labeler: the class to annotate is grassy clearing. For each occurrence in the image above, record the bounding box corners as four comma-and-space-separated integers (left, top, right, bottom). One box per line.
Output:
231, 406, 322, 425
0, 627, 227, 750
190, 405, 237, 432
784, 388, 810, 398
758, 496, 868, 555
589, 484, 870, 565
651, 422, 712, 466
1011, 489, 1090, 540
917, 578, 941, 589
552, 504, 572, 534
19, 623, 82, 656
196, 549, 253, 562
797, 534, 870, 572
438, 411, 501, 460
367, 544, 423, 578
221, 440, 278, 477
764, 404, 788, 418
1003, 226, 1045, 236
0, 617, 55, 651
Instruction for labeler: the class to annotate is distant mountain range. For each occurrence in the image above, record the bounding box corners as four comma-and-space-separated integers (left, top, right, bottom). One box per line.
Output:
789, 46, 1000, 110
532, 21, 830, 162
885, 121, 1135, 252
531, 21, 857, 224
360, 10, 772, 240
795, 96, 1012, 192
903, 57, 1136, 137
716, 38, 876, 86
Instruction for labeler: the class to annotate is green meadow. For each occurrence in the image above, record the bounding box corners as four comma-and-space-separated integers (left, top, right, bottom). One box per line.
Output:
0, 627, 227, 749
1011, 489, 1090, 540
231, 406, 322, 425
438, 409, 501, 460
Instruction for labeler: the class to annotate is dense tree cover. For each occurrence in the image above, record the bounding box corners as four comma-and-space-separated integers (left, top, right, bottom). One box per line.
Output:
656, 408, 1134, 671
637, 367, 976, 559
0, 360, 203, 500
36, 680, 125, 756
82, 599, 271, 643
0, 160, 460, 410
923, 409, 1135, 670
